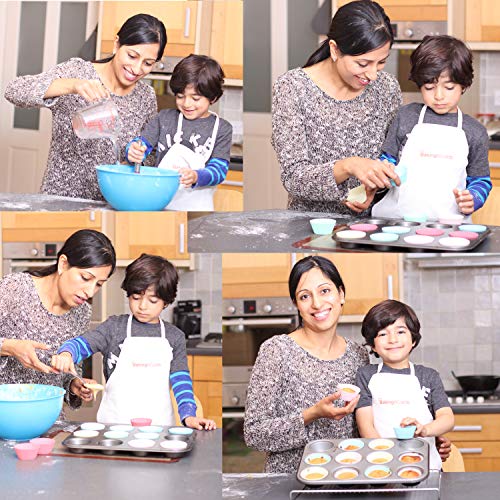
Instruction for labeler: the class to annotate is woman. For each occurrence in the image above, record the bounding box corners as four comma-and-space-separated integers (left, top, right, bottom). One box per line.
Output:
0, 229, 116, 413
272, 0, 401, 214
4, 14, 167, 201
244, 256, 451, 473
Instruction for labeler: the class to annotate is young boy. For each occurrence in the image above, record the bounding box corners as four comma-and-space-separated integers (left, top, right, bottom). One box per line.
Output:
359, 35, 491, 220
126, 54, 233, 211
355, 300, 454, 470
51, 253, 216, 431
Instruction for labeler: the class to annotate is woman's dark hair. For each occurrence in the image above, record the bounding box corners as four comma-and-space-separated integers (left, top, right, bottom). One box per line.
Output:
409, 35, 473, 89
170, 54, 225, 103
95, 13, 167, 63
304, 0, 393, 67
361, 300, 421, 357
121, 253, 178, 305
289, 256, 345, 326
29, 229, 116, 278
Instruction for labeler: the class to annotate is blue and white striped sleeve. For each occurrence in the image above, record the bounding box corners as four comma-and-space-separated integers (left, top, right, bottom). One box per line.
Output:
170, 370, 197, 423
57, 337, 94, 363
195, 158, 229, 187
378, 151, 397, 165
466, 175, 492, 212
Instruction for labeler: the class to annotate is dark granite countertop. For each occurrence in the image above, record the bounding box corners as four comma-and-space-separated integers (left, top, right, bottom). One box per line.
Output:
223, 471, 500, 500
186, 338, 222, 357
489, 141, 500, 151
0, 422, 221, 500
0, 193, 109, 211
188, 210, 500, 253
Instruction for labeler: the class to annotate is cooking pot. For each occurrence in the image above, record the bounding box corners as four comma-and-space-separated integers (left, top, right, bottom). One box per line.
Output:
451, 371, 500, 394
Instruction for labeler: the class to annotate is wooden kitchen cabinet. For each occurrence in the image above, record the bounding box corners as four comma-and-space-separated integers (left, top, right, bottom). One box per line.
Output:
472, 150, 500, 225
1, 211, 102, 242
214, 170, 243, 212
188, 355, 222, 427
445, 413, 500, 471
113, 211, 189, 260
99, 1, 198, 58
464, 0, 500, 42
335, 0, 447, 21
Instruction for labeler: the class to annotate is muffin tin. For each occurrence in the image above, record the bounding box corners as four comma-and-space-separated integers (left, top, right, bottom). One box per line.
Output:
297, 438, 430, 487
62, 424, 195, 458
332, 218, 489, 252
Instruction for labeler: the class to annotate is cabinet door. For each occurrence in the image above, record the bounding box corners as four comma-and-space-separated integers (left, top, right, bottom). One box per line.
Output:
1, 211, 102, 242
471, 150, 500, 225
222, 253, 295, 298
100, 1, 198, 57
209, 1, 243, 80
465, 0, 500, 42
192, 356, 222, 427
113, 212, 188, 260
318, 254, 400, 317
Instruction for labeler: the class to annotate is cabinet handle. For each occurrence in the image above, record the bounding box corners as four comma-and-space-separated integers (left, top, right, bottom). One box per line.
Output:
179, 223, 185, 255
453, 425, 482, 432
458, 448, 483, 454
387, 274, 393, 300
184, 7, 191, 38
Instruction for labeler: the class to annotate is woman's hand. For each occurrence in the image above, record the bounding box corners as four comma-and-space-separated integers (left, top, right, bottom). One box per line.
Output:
0, 339, 57, 374
70, 377, 95, 402
184, 416, 217, 431
51, 352, 77, 376
339, 157, 400, 190
345, 187, 377, 213
127, 141, 147, 164
71, 79, 109, 102
303, 392, 360, 425
436, 435, 452, 462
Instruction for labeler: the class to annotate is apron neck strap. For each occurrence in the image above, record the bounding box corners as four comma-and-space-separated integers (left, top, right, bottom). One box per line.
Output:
378, 362, 414, 374
175, 112, 184, 141
419, 105, 463, 129
456, 108, 463, 129
127, 314, 166, 338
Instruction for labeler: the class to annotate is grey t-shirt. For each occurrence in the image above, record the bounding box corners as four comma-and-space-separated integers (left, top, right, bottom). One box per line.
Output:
82, 314, 188, 381
355, 363, 450, 418
141, 109, 233, 166
382, 102, 490, 178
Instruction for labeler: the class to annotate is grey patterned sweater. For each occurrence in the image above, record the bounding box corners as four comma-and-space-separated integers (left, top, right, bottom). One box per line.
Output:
271, 68, 402, 213
244, 334, 370, 473
4, 58, 157, 200
0, 273, 92, 413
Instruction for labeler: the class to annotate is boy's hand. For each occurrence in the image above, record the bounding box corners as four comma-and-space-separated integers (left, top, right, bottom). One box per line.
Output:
184, 416, 216, 431
436, 435, 451, 462
453, 188, 474, 214
69, 377, 96, 402
400, 417, 425, 436
51, 351, 77, 375
345, 186, 377, 213
178, 167, 198, 187
127, 141, 147, 164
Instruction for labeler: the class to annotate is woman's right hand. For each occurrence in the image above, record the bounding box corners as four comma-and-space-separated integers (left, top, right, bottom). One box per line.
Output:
303, 392, 360, 425
342, 157, 400, 190
0, 339, 57, 374
71, 78, 109, 101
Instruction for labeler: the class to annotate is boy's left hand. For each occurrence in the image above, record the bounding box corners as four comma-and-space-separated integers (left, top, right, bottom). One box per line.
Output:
345, 186, 377, 213
184, 416, 217, 431
400, 417, 427, 436
178, 167, 198, 187
453, 188, 474, 214
70, 377, 96, 403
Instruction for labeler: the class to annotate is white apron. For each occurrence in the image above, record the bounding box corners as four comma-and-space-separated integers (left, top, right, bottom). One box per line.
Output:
369, 362, 442, 470
372, 106, 469, 221
97, 315, 175, 425
158, 111, 220, 211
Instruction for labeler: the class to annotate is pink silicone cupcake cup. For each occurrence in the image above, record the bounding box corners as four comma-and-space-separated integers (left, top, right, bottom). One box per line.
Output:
14, 443, 39, 461
449, 230, 478, 240
131, 418, 153, 427
30, 438, 55, 455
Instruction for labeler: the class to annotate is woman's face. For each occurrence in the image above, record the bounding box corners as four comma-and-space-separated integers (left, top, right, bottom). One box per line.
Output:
111, 40, 160, 87
331, 41, 391, 91
294, 267, 344, 333
57, 256, 112, 308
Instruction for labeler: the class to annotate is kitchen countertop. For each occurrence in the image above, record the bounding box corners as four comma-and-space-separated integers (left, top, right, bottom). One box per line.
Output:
188, 210, 500, 253
450, 403, 500, 414
0, 422, 221, 500
223, 472, 499, 499
186, 338, 222, 357
0, 193, 109, 211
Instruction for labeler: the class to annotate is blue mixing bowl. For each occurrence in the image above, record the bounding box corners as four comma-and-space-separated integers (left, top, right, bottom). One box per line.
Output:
96, 164, 180, 211
0, 384, 65, 441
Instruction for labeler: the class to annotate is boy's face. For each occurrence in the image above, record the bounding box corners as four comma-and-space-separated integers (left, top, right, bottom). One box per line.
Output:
128, 285, 166, 324
175, 84, 211, 121
372, 316, 415, 369
420, 71, 463, 115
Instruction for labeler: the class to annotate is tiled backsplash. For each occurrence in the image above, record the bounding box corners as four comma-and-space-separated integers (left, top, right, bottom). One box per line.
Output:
338, 256, 500, 390
480, 52, 500, 115
217, 87, 243, 145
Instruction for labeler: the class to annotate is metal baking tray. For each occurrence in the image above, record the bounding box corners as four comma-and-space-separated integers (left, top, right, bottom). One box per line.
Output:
62, 424, 195, 458
297, 438, 430, 487
332, 218, 490, 252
